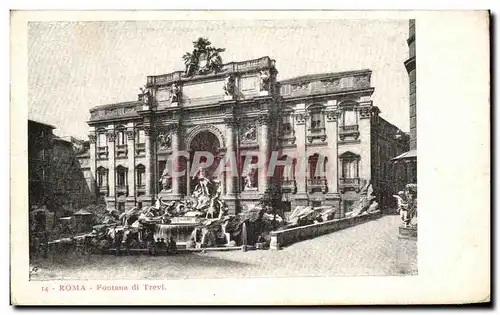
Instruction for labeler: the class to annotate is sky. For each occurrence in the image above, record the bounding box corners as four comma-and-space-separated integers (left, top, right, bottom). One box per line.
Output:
28, 19, 409, 139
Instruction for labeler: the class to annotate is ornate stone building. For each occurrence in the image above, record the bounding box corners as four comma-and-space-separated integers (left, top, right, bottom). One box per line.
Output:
83, 38, 407, 217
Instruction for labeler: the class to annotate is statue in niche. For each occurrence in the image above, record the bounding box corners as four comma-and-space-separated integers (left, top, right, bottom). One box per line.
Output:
157, 132, 171, 150
192, 167, 211, 197
223, 75, 235, 97
170, 83, 180, 104
241, 124, 257, 142
243, 168, 258, 191
258, 69, 271, 92
159, 168, 172, 192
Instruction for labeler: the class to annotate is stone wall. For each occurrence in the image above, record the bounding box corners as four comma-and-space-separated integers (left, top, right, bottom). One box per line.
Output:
269, 211, 382, 250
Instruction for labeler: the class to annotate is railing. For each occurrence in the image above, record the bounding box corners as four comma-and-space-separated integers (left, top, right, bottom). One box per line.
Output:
115, 144, 128, 157
339, 177, 361, 192
281, 179, 297, 193
135, 143, 146, 156
98, 185, 109, 194
97, 146, 108, 153
339, 125, 359, 133
136, 184, 146, 192
339, 125, 360, 141
307, 177, 328, 193
308, 127, 326, 134
116, 185, 128, 194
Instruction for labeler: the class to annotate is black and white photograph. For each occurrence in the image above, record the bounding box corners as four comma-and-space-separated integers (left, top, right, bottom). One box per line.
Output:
10, 10, 489, 305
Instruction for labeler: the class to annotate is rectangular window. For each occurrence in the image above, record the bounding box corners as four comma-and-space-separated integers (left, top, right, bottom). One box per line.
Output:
282, 116, 293, 136
342, 160, 359, 178
98, 133, 107, 147
137, 130, 146, 144
118, 130, 127, 145
117, 171, 126, 186
137, 169, 145, 186
310, 112, 324, 129
342, 110, 357, 126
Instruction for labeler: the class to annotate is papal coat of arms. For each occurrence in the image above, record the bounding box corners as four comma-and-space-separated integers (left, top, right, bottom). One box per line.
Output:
182, 37, 225, 77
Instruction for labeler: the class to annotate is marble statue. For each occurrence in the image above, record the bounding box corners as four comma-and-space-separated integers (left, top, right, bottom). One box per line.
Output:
258, 69, 271, 92
170, 83, 180, 103
159, 168, 172, 192
192, 167, 211, 197
223, 75, 235, 96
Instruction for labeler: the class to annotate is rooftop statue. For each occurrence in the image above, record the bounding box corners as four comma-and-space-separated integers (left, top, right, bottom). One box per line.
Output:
182, 37, 226, 77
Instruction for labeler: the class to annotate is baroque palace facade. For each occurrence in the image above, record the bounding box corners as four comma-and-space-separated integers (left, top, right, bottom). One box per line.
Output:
82, 38, 408, 218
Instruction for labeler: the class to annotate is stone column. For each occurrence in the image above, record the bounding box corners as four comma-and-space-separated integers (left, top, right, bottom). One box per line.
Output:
325, 103, 339, 194
186, 158, 192, 196
294, 106, 308, 194
170, 123, 182, 197
325, 101, 341, 217
224, 118, 237, 196
223, 118, 238, 214
258, 114, 271, 194
144, 124, 153, 204
88, 132, 97, 198
106, 129, 116, 208
126, 127, 136, 206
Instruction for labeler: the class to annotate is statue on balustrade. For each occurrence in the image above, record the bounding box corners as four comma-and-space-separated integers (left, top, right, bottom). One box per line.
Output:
139, 86, 152, 106
170, 83, 180, 104
258, 69, 271, 92
223, 75, 236, 97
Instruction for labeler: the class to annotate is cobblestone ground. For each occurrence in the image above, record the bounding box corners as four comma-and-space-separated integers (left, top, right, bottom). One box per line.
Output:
31, 214, 417, 280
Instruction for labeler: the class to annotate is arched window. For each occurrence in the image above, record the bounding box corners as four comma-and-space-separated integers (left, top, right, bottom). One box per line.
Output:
116, 165, 128, 187
136, 164, 145, 188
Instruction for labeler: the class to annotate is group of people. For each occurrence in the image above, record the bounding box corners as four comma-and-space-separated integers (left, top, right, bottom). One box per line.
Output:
393, 185, 418, 227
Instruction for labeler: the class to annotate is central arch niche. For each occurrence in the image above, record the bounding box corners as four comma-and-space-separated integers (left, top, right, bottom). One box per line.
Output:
187, 130, 222, 195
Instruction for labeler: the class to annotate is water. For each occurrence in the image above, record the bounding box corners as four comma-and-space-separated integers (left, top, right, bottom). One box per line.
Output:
154, 224, 196, 244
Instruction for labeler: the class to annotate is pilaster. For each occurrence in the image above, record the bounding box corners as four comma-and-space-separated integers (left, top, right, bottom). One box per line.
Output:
106, 128, 116, 208
126, 127, 136, 199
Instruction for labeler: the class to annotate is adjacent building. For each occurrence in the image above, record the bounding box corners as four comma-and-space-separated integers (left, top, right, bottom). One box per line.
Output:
392, 19, 417, 183
81, 39, 408, 218
28, 119, 56, 209
28, 119, 94, 213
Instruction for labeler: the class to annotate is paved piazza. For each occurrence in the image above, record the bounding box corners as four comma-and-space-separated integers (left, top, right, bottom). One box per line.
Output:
32, 214, 417, 280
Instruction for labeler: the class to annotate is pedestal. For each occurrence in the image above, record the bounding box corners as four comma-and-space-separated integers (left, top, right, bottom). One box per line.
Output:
158, 190, 183, 203
223, 194, 239, 215
290, 192, 309, 210
398, 225, 417, 240
259, 91, 270, 96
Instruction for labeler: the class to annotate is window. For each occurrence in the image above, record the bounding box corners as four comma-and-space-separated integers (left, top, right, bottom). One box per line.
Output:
282, 115, 293, 136
341, 159, 359, 178
116, 166, 127, 187
98, 133, 107, 147
137, 129, 146, 144
116, 129, 126, 146
308, 153, 327, 179
310, 112, 324, 130
97, 167, 108, 187
341, 109, 358, 126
